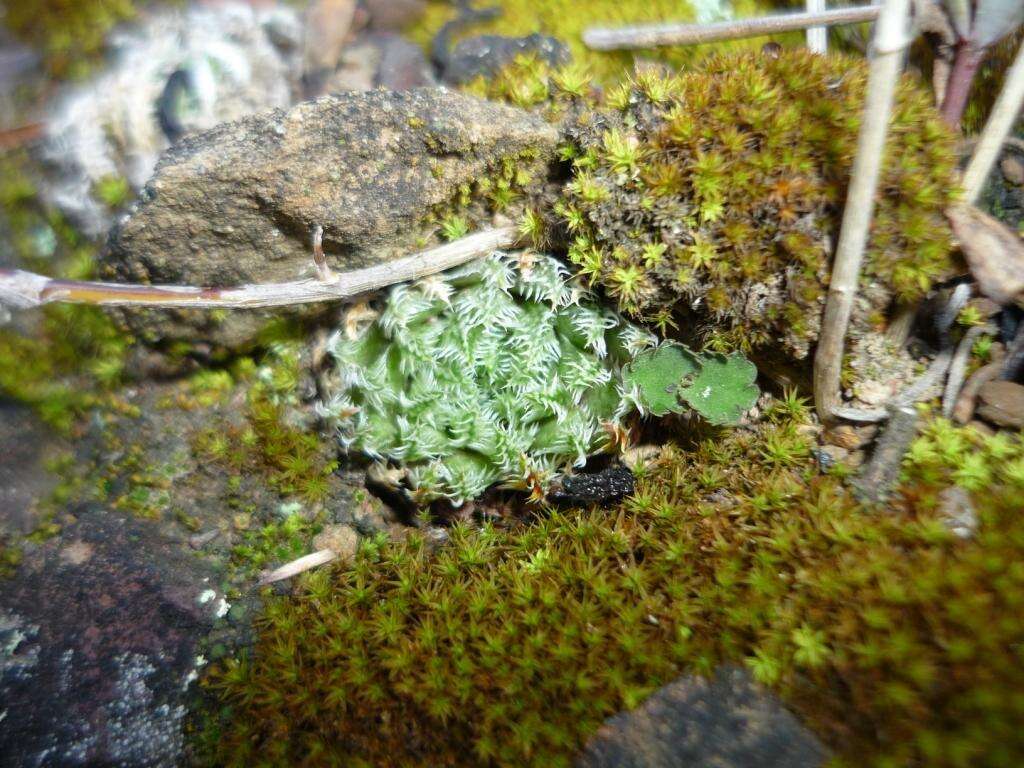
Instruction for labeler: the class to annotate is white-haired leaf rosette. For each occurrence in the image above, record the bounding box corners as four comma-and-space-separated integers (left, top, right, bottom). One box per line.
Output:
318, 251, 759, 505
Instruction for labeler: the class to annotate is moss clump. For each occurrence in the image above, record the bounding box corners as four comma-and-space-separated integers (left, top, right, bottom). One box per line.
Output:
555, 51, 958, 356
0, 304, 129, 432
193, 391, 338, 506
3, 0, 137, 78
198, 408, 1024, 767
0, 536, 23, 580
227, 509, 324, 581
410, 0, 804, 83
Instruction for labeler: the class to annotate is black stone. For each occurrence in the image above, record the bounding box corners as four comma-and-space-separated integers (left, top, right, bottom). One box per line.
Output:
549, 465, 635, 506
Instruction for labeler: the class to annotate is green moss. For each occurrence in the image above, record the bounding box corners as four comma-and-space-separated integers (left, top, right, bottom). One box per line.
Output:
409, 0, 804, 83
424, 145, 550, 239
193, 390, 338, 506
93, 175, 131, 209
961, 28, 1024, 134
3, 0, 138, 78
0, 536, 24, 579
555, 51, 959, 359
0, 154, 132, 432
0, 304, 130, 432
197, 409, 1024, 767
228, 509, 324, 580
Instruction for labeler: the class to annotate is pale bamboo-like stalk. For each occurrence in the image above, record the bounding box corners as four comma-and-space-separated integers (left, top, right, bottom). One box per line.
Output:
813, 0, 911, 423
0, 227, 518, 311
582, 5, 879, 50
806, 0, 828, 54
961, 39, 1024, 204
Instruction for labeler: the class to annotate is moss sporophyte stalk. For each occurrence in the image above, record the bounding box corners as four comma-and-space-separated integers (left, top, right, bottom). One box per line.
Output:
317, 250, 759, 504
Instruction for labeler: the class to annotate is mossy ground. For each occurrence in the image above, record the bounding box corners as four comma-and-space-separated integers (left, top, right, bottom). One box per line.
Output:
196, 400, 1024, 767
0, 154, 131, 432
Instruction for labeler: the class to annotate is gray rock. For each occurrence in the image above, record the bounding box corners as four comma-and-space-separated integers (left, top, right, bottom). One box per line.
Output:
576, 667, 830, 768
443, 33, 571, 85
104, 87, 557, 348
364, 0, 426, 31
373, 33, 436, 91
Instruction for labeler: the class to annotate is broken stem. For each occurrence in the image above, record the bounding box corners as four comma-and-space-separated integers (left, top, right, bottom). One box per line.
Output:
0, 227, 518, 312
813, 0, 911, 423
311, 224, 334, 282
806, 0, 828, 54
939, 40, 986, 129
961, 38, 1024, 203
582, 5, 880, 50
942, 323, 996, 417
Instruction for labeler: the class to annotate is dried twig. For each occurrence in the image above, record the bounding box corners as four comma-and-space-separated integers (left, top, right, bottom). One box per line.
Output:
0, 227, 518, 311
0, 122, 44, 151
942, 323, 997, 417
961, 38, 1024, 203
953, 359, 1003, 423
311, 224, 334, 282
813, 0, 911, 423
1001, 321, 1024, 381
582, 5, 880, 50
257, 549, 338, 586
852, 403, 918, 504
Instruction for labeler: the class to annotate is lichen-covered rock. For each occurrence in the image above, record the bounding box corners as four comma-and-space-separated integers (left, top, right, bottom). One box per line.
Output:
103, 88, 559, 348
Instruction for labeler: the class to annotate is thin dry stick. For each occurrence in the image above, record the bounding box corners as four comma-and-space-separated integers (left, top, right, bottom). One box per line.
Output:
813, 0, 911, 423
0, 227, 518, 311
311, 224, 334, 282
961, 39, 1024, 204
582, 5, 879, 50
942, 323, 996, 417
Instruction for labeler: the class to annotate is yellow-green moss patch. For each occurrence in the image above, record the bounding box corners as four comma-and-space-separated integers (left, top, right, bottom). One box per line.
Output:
198, 408, 1024, 767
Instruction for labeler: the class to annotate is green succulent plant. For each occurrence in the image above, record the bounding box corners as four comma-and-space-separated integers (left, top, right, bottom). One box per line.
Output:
319, 251, 759, 504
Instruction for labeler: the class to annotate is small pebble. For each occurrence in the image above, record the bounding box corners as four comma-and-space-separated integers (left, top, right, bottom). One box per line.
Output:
976, 380, 1024, 429
312, 524, 360, 564
938, 486, 977, 539
824, 425, 863, 450
1001, 154, 1024, 185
